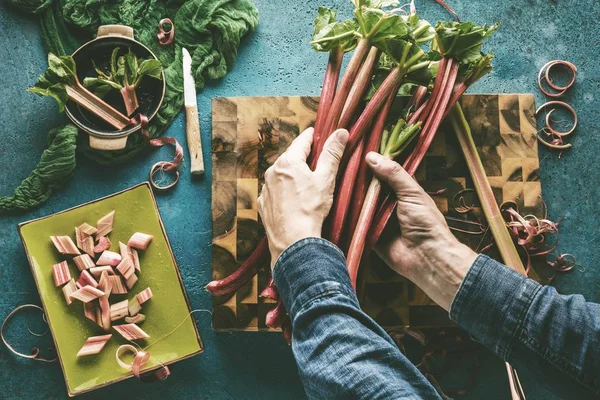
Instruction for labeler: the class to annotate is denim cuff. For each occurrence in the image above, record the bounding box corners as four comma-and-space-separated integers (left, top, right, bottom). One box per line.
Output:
450, 254, 542, 360
273, 238, 358, 319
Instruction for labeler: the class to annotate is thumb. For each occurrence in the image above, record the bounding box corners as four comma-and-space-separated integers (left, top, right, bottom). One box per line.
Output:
316, 129, 349, 177
366, 152, 421, 199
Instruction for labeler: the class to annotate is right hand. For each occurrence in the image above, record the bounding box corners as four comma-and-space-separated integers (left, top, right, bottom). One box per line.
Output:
366, 152, 477, 310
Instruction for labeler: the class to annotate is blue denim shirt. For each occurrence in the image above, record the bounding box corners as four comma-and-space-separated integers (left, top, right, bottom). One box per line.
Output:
273, 238, 600, 399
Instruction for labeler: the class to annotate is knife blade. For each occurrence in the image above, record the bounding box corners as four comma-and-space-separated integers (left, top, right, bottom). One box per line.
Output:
182, 47, 204, 175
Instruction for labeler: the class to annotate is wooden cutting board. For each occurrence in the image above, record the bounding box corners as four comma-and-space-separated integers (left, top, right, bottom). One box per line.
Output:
211, 94, 546, 331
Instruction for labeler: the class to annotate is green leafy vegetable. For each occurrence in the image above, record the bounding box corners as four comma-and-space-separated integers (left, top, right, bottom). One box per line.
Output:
311, 7, 358, 52
83, 47, 163, 115
28, 53, 77, 112
435, 21, 499, 63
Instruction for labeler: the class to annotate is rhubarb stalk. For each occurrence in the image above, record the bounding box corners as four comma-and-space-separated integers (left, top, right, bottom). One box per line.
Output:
346, 119, 422, 289
310, 47, 345, 169
449, 104, 526, 274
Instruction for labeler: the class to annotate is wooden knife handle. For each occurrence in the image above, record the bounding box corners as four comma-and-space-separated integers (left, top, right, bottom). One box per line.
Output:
185, 105, 204, 175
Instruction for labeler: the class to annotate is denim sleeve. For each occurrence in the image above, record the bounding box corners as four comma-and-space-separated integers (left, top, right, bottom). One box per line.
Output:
273, 238, 440, 400
450, 254, 600, 396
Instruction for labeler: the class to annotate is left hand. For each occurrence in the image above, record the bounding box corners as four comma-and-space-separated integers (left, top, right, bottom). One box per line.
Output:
258, 127, 348, 268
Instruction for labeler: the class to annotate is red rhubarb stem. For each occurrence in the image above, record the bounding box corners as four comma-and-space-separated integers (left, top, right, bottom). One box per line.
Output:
328, 140, 366, 246
338, 47, 381, 130
347, 177, 382, 289
205, 237, 270, 297
121, 85, 140, 116
345, 93, 395, 247
259, 277, 279, 301
310, 47, 345, 169
344, 66, 404, 160
265, 300, 286, 329
367, 58, 460, 250
322, 39, 371, 135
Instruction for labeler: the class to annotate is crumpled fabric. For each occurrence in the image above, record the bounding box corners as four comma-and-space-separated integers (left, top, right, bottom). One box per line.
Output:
1, 0, 258, 213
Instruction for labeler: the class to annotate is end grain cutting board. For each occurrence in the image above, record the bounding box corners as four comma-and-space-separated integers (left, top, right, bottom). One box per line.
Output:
211, 94, 545, 331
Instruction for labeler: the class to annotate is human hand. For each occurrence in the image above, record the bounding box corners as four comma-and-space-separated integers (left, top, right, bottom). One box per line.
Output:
258, 127, 349, 268
366, 152, 477, 310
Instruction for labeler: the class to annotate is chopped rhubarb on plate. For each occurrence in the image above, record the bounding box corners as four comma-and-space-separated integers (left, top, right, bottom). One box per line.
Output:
98, 295, 111, 331
89, 265, 114, 278
52, 261, 71, 287
128, 232, 153, 250
125, 313, 145, 324
131, 248, 140, 271
128, 297, 141, 316
76, 334, 112, 357
110, 300, 129, 321
61, 279, 77, 305
73, 254, 95, 272
94, 236, 112, 253
84, 302, 96, 322
50, 235, 80, 255
136, 288, 153, 305
78, 222, 97, 236
96, 211, 115, 238
125, 273, 138, 289
108, 275, 128, 294
96, 251, 121, 267
77, 270, 98, 288
80, 237, 95, 257
113, 323, 150, 340
98, 271, 112, 296
70, 286, 105, 303
116, 257, 135, 280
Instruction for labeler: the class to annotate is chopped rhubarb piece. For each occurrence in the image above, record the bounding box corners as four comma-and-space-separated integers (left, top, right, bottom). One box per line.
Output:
52, 261, 71, 287
125, 313, 145, 324
50, 235, 80, 255
110, 300, 129, 321
80, 237, 95, 257
94, 236, 111, 253
83, 302, 96, 322
128, 297, 141, 316
76, 334, 112, 357
97, 251, 121, 266
98, 295, 111, 331
119, 241, 131, 260
77, 270, 98, 288
61, 279, 77, 305
73, 254, 95, 272
131, 248, 140, 272
78, 223, 97, 236
89, 266, 114, 278
113, 323, 149, 340
75, 226, 86, 249
116, 257, 134, 279
98, 271, 112, 296
70, 286, 105, 303
128, 232, 153, 250
136, 288, 153, 305
125, 273, 138, 289
108, 275, 128, 294
96, 211, 115, 238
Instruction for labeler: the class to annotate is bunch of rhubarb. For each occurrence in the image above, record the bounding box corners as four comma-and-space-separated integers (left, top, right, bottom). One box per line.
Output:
50, 210, 155, 358
206, 0, 500, 338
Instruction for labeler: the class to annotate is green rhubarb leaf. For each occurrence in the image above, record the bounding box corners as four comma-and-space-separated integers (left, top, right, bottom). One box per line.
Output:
311, 19, 358, 52
313, 7, 337, 35
28, 53, 77, 112
136, 59, 163, 81
435, 21, 499, 62
82, 77, 121, 97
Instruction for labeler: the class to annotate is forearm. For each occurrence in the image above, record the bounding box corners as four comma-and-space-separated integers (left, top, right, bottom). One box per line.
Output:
450, 255, 600, 395
273, 238, 440, 399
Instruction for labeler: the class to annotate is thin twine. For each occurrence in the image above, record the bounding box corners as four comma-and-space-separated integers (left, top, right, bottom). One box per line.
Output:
115, 309, 212, 382
1, 304, 57, 363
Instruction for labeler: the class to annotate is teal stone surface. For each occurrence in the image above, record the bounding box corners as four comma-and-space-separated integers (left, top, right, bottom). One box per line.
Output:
1, 1, 599, 399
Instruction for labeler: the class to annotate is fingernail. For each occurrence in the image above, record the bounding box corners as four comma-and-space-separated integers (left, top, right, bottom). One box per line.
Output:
334, 129, 349, 145
366, 152, 383, 166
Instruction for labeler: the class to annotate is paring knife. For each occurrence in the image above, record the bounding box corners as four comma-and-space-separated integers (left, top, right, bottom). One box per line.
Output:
182, 47, 204, 175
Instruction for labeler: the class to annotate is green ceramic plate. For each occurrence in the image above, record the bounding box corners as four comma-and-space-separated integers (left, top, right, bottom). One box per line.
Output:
18, 183, 203, 396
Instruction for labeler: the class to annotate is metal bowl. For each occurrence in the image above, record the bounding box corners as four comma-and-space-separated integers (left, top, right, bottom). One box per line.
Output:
65, 25, 166, 150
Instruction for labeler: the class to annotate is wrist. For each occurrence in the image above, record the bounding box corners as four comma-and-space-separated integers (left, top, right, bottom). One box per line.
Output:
268, 227, 322, 269
408, 237, 477, 311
